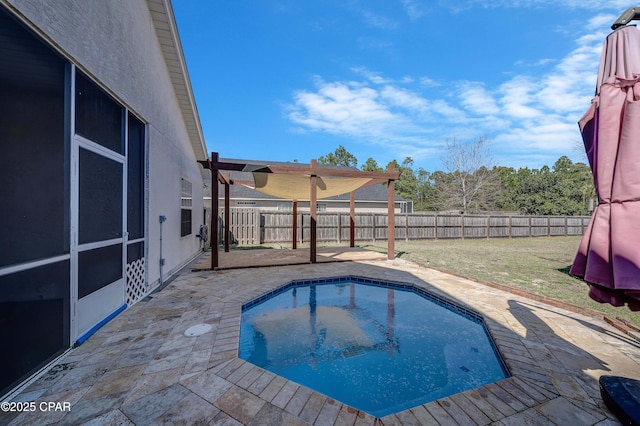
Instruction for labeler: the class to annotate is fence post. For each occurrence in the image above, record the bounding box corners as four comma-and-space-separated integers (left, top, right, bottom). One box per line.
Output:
461, 214, 465, 240
547, 217, 551, 237
529, 216, 532, 237
486, 216, 490, 239
405, 214, 409, 242
372, 213, 376, 242
255, 211, 261, 244
508, 215, 512, 238
565, 216, 568, 236
337, 213, 341, 243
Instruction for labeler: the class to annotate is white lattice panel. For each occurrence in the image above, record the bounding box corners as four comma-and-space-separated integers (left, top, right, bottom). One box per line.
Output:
126, 257, 146, 305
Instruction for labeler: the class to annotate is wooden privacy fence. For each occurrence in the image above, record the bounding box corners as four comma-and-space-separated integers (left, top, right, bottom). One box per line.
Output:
218, 208, 591, 245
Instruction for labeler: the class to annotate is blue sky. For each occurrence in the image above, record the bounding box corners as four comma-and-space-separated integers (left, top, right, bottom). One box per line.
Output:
172, 0, 628, 172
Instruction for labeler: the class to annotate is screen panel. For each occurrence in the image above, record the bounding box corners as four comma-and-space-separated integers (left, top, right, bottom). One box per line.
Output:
127, 113, 145, 240
0, 6, 68, 267
78, 148, 123, 244
75, 72, 123, 154
0, 260, 70, 397
127, 241, 144, 264
78, 244, 122, 299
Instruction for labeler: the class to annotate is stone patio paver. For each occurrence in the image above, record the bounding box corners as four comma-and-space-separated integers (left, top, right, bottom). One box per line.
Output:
4, 256, 640, 425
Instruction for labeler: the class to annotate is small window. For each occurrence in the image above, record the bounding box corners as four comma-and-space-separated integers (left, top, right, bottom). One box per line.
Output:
317, 203, 327, 212
181, 178, 192, 237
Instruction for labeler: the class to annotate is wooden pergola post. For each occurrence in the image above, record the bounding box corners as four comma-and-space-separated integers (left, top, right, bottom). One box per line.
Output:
387, 163, 395, 260
349, 191, 355, 247
310, 159, 317, 263
224, 172, 230, 253
292, 200, 298, 249
211, 152, 219, 269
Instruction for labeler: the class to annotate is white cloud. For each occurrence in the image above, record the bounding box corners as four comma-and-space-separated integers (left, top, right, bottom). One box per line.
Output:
351, 67, 392, 84
401, 0, 425, 20
457, 81, 500, 115
287, 78, 422, 143
587, 14, 617, 30
419, 76, 440, 87
360, 9, 398, 30
461, 0, 629, 9
498, 77, 542, 119
285, 11, 613, 169
380, 86, 428, 112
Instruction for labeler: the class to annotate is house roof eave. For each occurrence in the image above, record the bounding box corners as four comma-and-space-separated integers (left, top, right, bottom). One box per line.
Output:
147, 0, 208, 169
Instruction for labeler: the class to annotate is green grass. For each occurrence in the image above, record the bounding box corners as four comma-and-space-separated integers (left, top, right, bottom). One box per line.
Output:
364, 237, 639, 327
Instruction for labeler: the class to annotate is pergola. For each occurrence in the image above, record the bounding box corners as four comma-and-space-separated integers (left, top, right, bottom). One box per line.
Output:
198, 152, 401, 270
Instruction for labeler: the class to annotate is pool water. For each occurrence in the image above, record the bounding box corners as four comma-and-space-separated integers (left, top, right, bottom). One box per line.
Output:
239, 277, 508, 418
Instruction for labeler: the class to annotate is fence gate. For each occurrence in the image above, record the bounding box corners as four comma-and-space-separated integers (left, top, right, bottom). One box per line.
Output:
219, 208, 260, 245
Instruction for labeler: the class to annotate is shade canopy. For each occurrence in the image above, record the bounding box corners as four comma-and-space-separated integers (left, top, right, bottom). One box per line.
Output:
198, 153, 400, 269
571, 25, 640, 311
251, 172, 373, 200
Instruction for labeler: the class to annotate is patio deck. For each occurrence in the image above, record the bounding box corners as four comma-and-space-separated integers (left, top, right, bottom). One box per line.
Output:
3, 256, 639, 425
191, 246, 388, 270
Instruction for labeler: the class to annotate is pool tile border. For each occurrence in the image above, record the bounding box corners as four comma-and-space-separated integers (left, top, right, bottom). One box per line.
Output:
243, 275, 484, 323
240, 274, 515, 416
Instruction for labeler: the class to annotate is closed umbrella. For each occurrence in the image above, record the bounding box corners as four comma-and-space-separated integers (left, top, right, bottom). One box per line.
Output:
571, 12, 640, 311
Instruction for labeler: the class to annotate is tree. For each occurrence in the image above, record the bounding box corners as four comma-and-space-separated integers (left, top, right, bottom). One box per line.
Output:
361, 157, 383, 172
414, 168, 435, 211
492, 166, 519, 211
508, 157, 594, 215
318, 145, 358, 167
436, 136, 495, 213
388, 157, 419, 202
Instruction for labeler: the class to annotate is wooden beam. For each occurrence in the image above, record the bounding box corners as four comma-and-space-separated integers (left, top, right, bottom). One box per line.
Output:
350, 191, 355, 248
218, 171, 231, 185
387, 163, 395, 260
228, 179, 254, 187
310, 159, 317, 263
197, 159, 211, 170
211, 152, 219, 269
261, 164, 400, 180
209, 153, 246, 171
233, 176, 390, 189
224, 172, 230, 253
292, 200, 298, 249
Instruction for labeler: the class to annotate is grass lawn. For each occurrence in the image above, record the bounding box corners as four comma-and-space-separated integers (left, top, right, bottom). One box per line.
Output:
364, 237, 639, 327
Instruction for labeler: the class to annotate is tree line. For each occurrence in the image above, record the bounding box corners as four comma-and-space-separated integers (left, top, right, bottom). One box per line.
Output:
316, 141, 595, 215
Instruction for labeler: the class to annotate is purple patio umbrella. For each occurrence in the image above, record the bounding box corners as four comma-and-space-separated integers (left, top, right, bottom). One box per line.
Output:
571, 11, 640, 311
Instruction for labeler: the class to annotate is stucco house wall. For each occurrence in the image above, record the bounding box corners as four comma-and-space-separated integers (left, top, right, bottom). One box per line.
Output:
0, 0, 207, 398
5, 0, 207, 286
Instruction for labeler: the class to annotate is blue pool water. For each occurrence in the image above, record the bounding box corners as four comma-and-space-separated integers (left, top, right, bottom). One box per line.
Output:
239, 276, 508, 418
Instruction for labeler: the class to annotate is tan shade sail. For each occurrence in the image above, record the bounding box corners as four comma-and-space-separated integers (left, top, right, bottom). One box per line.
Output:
252, 172, 373, 200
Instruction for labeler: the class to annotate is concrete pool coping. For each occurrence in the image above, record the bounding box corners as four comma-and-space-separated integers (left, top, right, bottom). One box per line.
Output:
3, 257, 640, 425
191, 246, 388, 270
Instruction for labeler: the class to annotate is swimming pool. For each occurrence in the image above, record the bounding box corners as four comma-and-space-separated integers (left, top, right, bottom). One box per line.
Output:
239, 276, 509, 418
